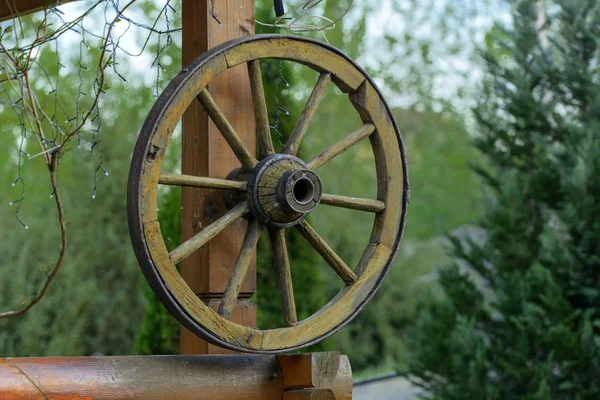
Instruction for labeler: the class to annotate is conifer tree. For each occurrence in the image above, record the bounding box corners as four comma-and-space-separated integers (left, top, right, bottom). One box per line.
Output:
406, 1, 600, 398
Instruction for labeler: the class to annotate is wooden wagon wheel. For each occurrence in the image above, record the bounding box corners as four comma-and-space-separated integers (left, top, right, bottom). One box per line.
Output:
128, 34, 409, 353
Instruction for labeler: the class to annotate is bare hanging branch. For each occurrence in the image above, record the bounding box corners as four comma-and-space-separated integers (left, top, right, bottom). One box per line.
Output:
0, 0, 179, 318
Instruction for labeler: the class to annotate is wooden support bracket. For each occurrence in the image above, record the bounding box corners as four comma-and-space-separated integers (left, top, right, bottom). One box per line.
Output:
278, 352, 353, 400
180, 0, 257, 356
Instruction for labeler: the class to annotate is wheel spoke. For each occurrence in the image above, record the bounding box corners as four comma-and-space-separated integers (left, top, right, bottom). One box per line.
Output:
307, 123, 376, 170
218, 219, 262, 319
247, 60, 274, 159
320, 193, 385, 213
284, 72, 332, 156
269, 228, 298, 326
169, 202, 249, 264
197, 88, 258, 170
295, 220, 357, 285
159, 173, 246, 191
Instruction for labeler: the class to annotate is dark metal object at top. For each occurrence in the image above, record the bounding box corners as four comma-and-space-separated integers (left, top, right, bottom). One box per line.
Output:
273, 0, 286, 17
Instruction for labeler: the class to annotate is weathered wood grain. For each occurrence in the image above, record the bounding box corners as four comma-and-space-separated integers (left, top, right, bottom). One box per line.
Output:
1, 353, 353, 399
224, 38, 366, 93
197, 88, 258, 171
269, 228, 298, 326
159, 173, 247, 191
307, 123, 376, 170
284, 73, 332, 156
144, 221, 263, 350
277, 353, 352, 400
295, 220, 357, 285
320, 193, 385, 213
277, 352, 340, 389
180, 0, 257, 355
259, 243, 392, 351
283, 389, 336, 400
248, 60, 275, 159
349, 80, 406, 249
170, 202, 249, 265
0, 355, 284, 400
219, 219, 262, 319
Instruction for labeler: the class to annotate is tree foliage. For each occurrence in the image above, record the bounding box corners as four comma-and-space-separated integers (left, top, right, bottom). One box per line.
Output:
406, 0, 600, 398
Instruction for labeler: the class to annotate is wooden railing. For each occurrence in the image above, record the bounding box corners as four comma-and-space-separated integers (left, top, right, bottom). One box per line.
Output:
0, 353, 352, 399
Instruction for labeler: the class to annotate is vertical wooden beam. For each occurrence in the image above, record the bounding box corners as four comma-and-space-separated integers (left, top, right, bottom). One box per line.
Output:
181, 0, 256, 354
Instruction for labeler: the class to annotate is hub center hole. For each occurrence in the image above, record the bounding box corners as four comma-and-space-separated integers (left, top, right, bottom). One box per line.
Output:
293, 177, 314, 205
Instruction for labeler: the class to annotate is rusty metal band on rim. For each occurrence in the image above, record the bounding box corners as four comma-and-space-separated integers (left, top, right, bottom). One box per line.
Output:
127, 34, 409, 353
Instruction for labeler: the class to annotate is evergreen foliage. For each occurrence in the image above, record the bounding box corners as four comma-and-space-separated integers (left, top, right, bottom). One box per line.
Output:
406, 1, 600, 398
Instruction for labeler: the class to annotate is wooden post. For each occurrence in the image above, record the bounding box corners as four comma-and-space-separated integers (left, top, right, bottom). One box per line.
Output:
180, 0, 256, 354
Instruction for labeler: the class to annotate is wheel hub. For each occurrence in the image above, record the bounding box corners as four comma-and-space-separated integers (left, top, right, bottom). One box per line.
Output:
246, 154, 322, 228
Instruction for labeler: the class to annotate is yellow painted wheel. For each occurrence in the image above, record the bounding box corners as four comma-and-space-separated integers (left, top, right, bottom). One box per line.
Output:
128, 34, 409, 353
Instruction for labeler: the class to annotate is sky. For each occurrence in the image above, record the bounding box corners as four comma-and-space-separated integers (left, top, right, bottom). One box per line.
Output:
39, 0, 510, 108
0, 0, 513, 152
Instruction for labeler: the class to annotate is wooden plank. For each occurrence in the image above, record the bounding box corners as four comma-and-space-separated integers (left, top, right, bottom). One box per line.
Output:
181, 0, 256, 355
197, 88, 258, 170
0, 0, 76, 22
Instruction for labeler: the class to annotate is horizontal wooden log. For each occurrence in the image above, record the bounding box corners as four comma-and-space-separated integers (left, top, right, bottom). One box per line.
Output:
0, 355, 283, 400
0, 354, 352, 400
0, 0, 76, 22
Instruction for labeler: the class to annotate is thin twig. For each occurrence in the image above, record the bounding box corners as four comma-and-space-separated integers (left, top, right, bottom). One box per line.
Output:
0, 161, 66, 319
